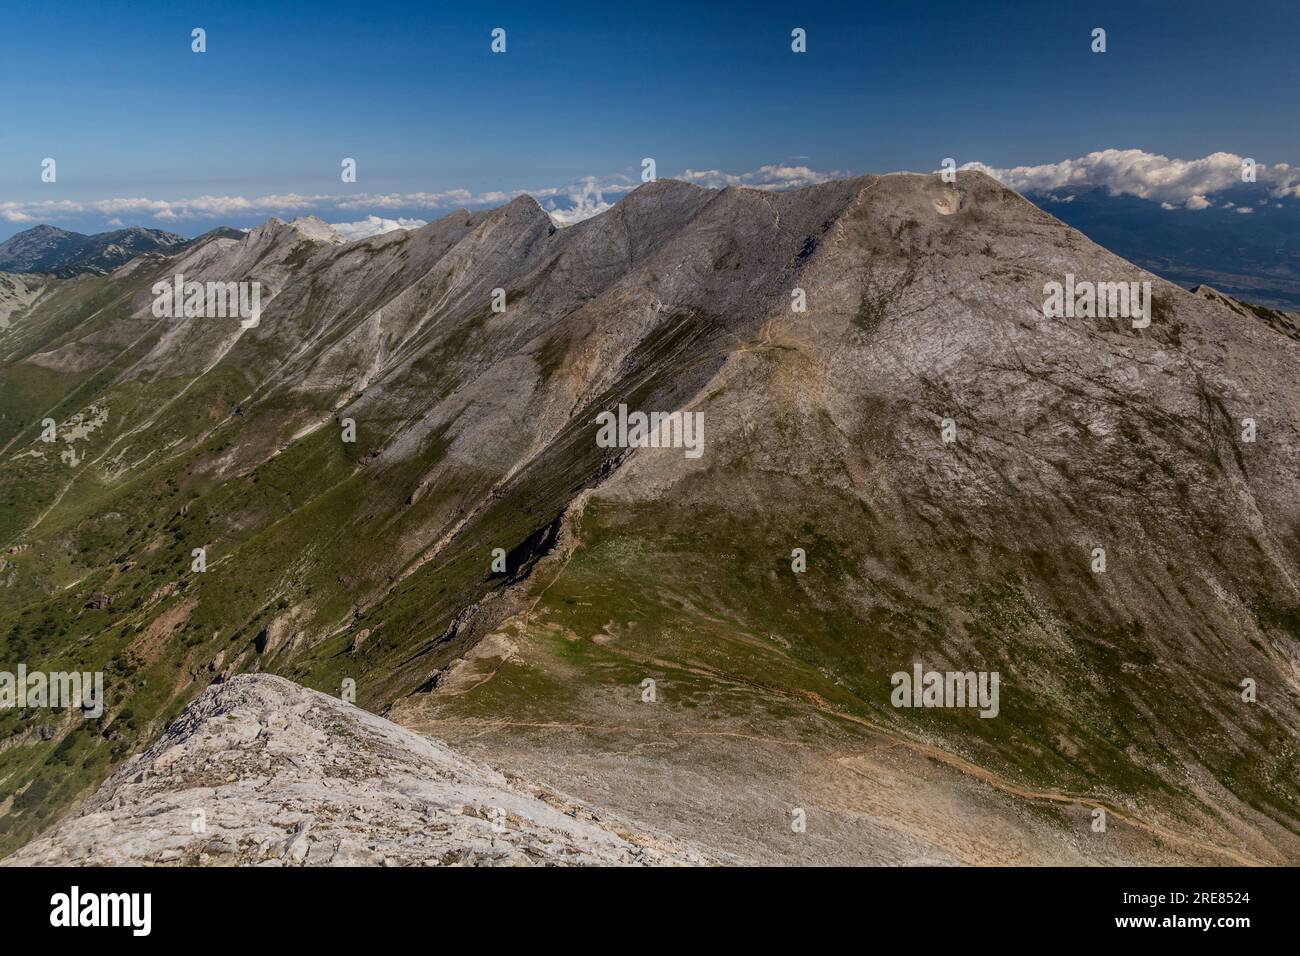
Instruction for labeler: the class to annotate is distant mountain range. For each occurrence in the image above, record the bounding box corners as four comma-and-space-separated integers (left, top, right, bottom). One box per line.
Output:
5, 185, 1298, 309
1028, 186, 1300, 309
0, 224, 242, 278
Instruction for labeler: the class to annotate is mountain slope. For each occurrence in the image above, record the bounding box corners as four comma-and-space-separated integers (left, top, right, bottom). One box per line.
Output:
0, 226, 79, 273
0, 225, 191, 277
1, 174, 1298, 863
2, 674, 705, 866
1193, 284, 1300, 341
0, 273, 57, 332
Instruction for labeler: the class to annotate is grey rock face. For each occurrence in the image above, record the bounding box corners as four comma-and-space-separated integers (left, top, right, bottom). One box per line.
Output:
3, 171, 1300, 864
3, 675, 705, 866
0, 272, 54, 331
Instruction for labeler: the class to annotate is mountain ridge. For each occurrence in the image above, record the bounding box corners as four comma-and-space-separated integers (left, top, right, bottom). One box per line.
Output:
2, 674, 708, 866
0, 224, 195, 278
1, 170, 1298, 863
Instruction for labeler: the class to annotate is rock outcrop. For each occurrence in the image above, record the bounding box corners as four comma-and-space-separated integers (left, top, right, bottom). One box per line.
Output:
3, 675, 705, 866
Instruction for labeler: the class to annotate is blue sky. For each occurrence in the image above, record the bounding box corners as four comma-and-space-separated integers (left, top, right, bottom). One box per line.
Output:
1, 0, 1297, 239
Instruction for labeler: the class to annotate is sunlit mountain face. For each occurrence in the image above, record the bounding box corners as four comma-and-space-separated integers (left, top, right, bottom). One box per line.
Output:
2, 0, 1298, 887
2, 171, 1299, 867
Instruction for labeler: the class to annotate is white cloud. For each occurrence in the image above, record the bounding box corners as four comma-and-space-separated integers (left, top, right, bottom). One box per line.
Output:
5, 153, 1285, 237
0, 193, 334, 223
536, 176, 632, 225
0, 163, 844, 232
680, 164, 838, 191
538, 165, 838, 224
0, 182, 621, 228
1236, 206, 1254, 214
328, 215, 427, 241
964, 149, 1299, 210
1271, 163, 1300, 199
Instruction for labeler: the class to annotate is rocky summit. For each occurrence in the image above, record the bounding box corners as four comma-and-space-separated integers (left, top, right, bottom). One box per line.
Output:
3, 674, 704, 866
1, 171, 1298, 865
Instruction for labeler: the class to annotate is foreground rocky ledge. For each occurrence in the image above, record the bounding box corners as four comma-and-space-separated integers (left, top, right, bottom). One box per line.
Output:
3, 675, 705, 866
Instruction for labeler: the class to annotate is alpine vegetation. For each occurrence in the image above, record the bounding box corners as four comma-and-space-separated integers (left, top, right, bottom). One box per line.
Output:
594, 403, 704, 459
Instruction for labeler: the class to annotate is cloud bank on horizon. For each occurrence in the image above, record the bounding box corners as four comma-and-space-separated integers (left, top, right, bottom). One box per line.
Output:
327, 215, 430, 241
964, 149, 1300, 211
2, 150, 1295, 241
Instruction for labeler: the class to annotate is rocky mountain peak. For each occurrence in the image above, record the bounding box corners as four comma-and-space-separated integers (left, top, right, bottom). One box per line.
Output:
2, 675, 706, 866
2, 172, 1299, 865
